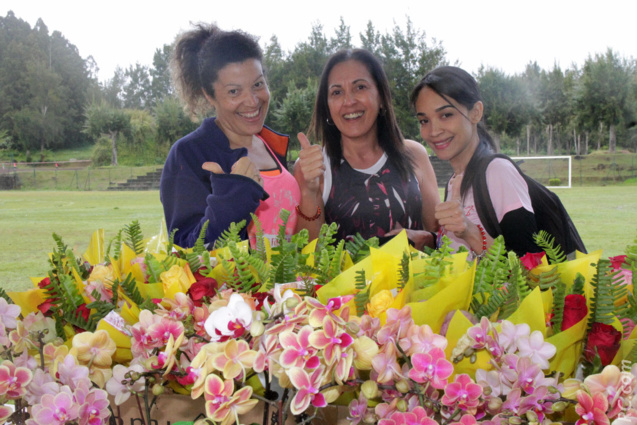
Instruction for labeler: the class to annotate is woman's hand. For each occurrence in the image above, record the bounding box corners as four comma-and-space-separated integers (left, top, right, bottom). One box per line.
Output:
435, 173, 469, 239
296, 132, 325, 194
384, 223, 435, 250
202, 156, 263, 187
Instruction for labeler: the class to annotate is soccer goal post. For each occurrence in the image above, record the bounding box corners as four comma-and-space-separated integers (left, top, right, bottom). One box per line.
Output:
510, 156, 572, 189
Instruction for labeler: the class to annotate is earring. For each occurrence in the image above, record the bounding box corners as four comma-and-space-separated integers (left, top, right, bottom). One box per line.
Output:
326, 117, 335, 126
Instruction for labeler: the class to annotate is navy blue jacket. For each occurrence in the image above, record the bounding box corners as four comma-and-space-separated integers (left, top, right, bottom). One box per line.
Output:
160, 118, 290, 248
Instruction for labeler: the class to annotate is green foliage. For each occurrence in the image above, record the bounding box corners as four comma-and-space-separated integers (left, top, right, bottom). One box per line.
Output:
586, 259, 618, 329
345, 233, 379, 263
551, 281, 568, 334
534, 230, 567, 264
398, 251, 410, 290
124, 220, 145, 255
354, 270, 370, 317
118, 273, 157, 312
214, 220, 247, 249
416, 235, 454, 290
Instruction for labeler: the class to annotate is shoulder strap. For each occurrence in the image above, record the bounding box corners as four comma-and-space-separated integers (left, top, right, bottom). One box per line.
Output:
472, 154, 504, 237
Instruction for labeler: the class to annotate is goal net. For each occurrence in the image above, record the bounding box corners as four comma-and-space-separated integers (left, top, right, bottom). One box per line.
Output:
510, 156, 572, 189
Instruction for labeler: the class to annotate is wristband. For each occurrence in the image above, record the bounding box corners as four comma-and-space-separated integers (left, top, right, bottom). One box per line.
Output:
295, 205, 321, 221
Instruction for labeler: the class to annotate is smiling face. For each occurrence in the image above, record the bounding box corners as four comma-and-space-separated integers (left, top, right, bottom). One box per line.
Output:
326, 60, 381, 144
414, 87, 483, 172
206, 59, 270, 146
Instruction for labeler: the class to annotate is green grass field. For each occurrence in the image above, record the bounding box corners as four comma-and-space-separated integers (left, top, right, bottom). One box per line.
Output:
1, 187, 636, 293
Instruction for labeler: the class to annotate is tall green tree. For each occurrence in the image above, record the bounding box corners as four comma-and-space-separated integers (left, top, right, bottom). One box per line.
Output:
270, 79, 317, 149
149, 44, 174, 106
84, 101, 131, 166
123, 63, 152, 110
575, 49, 634, 152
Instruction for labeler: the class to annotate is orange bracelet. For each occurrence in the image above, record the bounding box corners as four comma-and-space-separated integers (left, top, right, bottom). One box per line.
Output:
295, 205, 321, 221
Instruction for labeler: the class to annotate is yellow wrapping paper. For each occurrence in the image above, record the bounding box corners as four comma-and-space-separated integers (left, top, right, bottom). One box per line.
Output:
547, 315, 588, 377
83, 229, 105, 265
444, 310, 492, 377
504, 287, 547, 336
408, 261, 476, 333
96, 319, 133, 363
8, 288, 46, 317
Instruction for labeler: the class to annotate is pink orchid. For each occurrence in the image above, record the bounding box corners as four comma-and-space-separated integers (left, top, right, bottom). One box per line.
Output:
409, 347, 454, 389
585, 365, 633, 419
0, 405, 12, 423
204, 293, 253, 342
211, 339, 257, 380
348, 392, 369, 425
442, 374, 483, 413
266, 300, 309, 335
467, 317, 492, 349
147, 316, 185, 347
279, 325, 320, 369
400, 323, 447, 356
0, 360, 33, 399
204, 374, 234, 413
379, 406, 439, 425
498, 321, 530, 354
25, 369, 59, 405
358, 314, 381, 338
56, 354, 90, 390
450, 414, 479, 425
288, 367, 328, 415
78, 388, 110, 425
372, 342, 403, 384
516, 330, 556, 370
378, 306, 415, 345
501, 388, 522, 413
157, 292, 195, 321
0, 297, 21, 329
253, 333, 282, 375
476, 369, 509, 397
106, 363, 146, 406
518, 386, 556, 422
309, 316, 354, 365
576, 390, 610, 425
513, 356, 543, 394
31, 391, 80, 425
307, 295, 353, 327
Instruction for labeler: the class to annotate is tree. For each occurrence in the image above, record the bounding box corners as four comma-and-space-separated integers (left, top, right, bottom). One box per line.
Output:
270, 79, 317, 150
102, 67, 125, 108
84, 101, 131, 166
575, 49, 634, 152
377, 17, 446, 139
123, 63, 152, 109
477, 67, 531, 152
329, 17, 352, 51
154, 96, 198, 146
149, 44, 174, 106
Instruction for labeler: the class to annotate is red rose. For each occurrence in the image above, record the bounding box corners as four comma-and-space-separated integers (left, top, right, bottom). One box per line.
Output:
561, 294, 588, 331
37, 299, 55, 315
252, 291, 274, 311
520, 252, 546, 271
188, 271, 218, 306
76, 304, 91, 321
38, 277, 51, 289
585, 322, 622, 365
609, 255, 628, 270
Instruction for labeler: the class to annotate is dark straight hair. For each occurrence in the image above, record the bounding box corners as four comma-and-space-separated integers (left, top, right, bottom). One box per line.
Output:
410, 66, 496, 200
309, 48, 414, 180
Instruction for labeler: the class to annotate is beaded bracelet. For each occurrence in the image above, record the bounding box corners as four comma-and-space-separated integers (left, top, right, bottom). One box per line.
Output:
473, 223, 487, 259
295, 205, 322, 221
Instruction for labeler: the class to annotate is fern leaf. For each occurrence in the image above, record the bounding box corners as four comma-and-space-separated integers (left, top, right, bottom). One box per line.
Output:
586, 259, 616, 331
124, 220, 145, 255
398, 251, 410, 290
534, 230, 566, 264
214, 220, 247, 249
192, 221, 209, 255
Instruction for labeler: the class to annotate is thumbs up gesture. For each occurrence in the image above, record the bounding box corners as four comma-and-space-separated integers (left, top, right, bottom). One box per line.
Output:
202, 157, 263, 187
434, 173, 469, 238
295, 132, 325, 194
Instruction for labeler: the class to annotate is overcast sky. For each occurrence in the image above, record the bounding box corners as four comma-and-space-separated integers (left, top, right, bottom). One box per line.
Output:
3, 1, 636, 83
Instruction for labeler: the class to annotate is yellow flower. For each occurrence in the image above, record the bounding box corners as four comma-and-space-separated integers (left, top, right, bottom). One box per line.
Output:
160, 265, 192, 293
352, 335, 379, 370
367, 290, 394, 318
70, 329, 116, 368
88, 265, 116, 288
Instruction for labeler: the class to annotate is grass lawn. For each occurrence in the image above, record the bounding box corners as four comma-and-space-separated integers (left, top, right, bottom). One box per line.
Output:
1, 187, 636, 293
